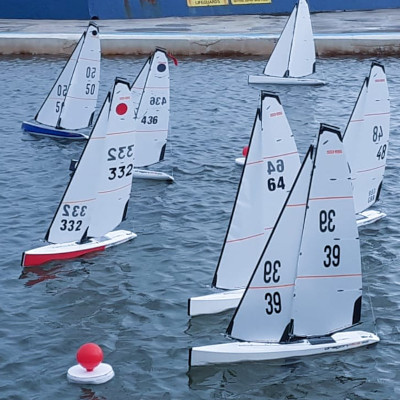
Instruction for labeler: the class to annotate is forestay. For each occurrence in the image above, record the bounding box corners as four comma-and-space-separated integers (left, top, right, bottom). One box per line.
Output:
342, 62, 390, 214
212, 92, 300, 290
292, 126, 361, 337
45, 92, 110, 244
35, 22, 101, 130
132, 49, 170, 167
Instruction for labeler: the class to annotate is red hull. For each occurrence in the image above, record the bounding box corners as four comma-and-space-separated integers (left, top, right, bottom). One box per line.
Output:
22, 245, 106, 267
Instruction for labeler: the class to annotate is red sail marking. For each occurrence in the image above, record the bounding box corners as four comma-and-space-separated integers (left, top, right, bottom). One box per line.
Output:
264, 151, 298, 160
326, 149, 343, 155
22, 245, 106, 267
226, 232, 264, 244
116, 103, 128, 115
250, 283, 295, 290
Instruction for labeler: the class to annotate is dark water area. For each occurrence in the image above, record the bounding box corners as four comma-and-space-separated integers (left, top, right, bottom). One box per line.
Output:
0, 54, 400, 399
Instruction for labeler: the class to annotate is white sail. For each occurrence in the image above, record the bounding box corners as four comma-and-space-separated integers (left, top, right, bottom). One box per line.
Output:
57, 22, 101, 130
133, 49, 170, 167
288, 0, 316, 77
293, 125, 362, 337
87, 79, 135, 238
343, 62, 390, 214
227, 146, 313, 342
45, 92, 110, 244
213, 93, 300, 290
131, 59, 151, 117
263, 5, 296, 77
34, 33, 85, 127
263, 0, 315, 79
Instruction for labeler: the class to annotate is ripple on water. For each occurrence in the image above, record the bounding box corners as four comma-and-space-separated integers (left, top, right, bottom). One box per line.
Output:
0, 55, 400, 398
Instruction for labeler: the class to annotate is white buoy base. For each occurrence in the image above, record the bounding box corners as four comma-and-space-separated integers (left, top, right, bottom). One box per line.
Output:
67, 363, 115, 384
235, 157, 245, 166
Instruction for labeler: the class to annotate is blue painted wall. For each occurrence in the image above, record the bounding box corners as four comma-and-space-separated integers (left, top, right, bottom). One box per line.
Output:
0, 0, 399, 19
0, 0, 90, 19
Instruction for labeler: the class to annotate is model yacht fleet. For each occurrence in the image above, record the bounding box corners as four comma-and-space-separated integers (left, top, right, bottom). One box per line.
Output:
21, 0, 391, 369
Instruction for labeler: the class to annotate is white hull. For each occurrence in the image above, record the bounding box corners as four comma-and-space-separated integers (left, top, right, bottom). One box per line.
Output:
132, 168, 174, 182
189, 331, 379, 367
188, 289, 244, 317
67, 363, 114, 384
22, 229, 136, 267
248, 74, 326, 86
356, 209, 386, 227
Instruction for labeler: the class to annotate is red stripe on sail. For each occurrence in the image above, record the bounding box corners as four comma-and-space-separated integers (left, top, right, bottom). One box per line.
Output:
22, 245, 106, 267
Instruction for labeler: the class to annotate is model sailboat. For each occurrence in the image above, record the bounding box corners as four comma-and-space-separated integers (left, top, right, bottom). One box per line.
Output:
188, 92, 300, 316
248, 0, 324, 86
130, 48, 174, 182
189, 124, 379, 367
342, 62, 390, 226
22, 78, 137, 267
22, 22, 101, 139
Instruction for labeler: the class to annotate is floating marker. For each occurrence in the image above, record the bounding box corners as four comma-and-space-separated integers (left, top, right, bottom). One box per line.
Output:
67, 343, 114, 384
242, 145, 249, 157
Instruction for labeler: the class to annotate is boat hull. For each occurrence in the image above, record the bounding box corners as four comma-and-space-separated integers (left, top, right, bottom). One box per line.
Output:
189, 331, 379, 367
22, 120, 88, 140
248, 75, 326, 86
22, 229, 137, 267
132, 168, 174, 182
356, 209, 386, 227
188, 289, 244, 316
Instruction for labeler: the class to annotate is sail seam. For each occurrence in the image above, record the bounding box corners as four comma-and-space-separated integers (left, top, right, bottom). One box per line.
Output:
264, 151, 298, 160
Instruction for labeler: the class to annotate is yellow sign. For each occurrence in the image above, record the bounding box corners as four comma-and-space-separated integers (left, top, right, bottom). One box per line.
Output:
187, 0, 228, 6
231, 0, 271, 4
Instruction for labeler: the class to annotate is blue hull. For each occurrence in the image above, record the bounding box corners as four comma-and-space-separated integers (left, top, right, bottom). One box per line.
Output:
1, 0, 399, 19
22, 121, 88, 140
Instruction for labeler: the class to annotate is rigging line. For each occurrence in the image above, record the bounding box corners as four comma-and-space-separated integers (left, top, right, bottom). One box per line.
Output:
367, 284, 378, 336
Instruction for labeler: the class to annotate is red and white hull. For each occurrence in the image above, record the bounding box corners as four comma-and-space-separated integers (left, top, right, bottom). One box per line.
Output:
22, 230, 136, 267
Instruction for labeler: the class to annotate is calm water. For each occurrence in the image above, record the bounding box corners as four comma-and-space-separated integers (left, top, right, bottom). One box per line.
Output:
0, 55, 400, 399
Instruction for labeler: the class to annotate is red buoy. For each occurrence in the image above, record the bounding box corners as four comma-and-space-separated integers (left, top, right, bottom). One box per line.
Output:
68, 343, 114, 384
76, 343, 103, 372
242, 146, 249, 157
